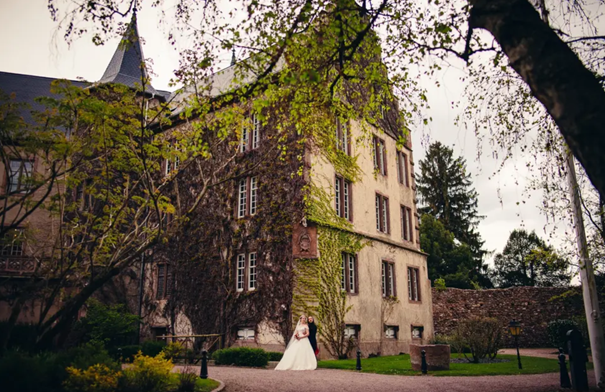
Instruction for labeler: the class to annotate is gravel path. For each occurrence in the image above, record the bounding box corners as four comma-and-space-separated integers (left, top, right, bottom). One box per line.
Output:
176, 365, 597, 392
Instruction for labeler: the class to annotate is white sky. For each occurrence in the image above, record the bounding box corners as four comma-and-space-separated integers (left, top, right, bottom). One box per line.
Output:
0, 0, 571, 267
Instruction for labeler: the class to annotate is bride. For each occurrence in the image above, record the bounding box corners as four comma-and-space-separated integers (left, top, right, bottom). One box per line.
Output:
275, 315, 317, 370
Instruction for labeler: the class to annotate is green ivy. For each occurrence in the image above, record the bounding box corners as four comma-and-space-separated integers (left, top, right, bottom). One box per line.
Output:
293, 222, 368, 358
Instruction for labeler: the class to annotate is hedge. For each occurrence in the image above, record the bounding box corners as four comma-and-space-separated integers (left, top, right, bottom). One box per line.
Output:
211, 347, 269, 367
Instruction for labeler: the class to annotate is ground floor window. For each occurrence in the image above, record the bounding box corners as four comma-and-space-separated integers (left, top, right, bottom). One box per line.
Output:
411, 325, 424, 339
344, 324, 360, 339
151, 326, 168, 341
237, 326, 255, 340
385, 325, 399, 339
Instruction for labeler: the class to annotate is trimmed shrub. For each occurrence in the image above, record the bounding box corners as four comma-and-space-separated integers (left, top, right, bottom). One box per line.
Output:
141, 340, 167, 358
548, 319, 580, 352
451, 317, 501, 363
212, 347, 269, 367
64, 364, 120, 392
267, 351, 283, 361
118, 352, 173, 392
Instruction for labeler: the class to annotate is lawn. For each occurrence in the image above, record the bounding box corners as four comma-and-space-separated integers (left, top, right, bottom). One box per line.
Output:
194, 377, 221, 392
318, 354, 590, 376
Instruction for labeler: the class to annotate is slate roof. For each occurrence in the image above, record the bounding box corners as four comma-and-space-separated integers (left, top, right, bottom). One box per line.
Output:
169, 56, 286, 116
0, 71, 88, 126
98, 13, 164, 99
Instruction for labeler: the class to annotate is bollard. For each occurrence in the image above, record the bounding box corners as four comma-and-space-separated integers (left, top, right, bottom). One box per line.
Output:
356, 349, 362, 371
200, 350, 208, 379
558, 347, 571, 389
117, 347, 122, 364
421, 350, 428, 375
567, 329, 588, 392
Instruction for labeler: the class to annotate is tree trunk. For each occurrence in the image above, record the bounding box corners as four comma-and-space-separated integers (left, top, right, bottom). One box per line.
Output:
468, 0, 605, 201
34, 267, 121, 350
0, 295, 26, 355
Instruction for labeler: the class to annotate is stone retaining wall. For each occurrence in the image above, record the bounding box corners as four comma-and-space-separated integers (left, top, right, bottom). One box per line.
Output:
432, 287, 587, 347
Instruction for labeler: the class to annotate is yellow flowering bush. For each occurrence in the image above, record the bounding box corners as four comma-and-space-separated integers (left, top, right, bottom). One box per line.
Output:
63, 364, 120, 392
161, 342, 185, 361
119, 352, 174, 392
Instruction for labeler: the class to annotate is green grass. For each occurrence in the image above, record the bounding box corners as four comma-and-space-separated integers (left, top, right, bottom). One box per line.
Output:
318, 354, 592, 377
195, 377, 221, 392
167, 373, 220, 391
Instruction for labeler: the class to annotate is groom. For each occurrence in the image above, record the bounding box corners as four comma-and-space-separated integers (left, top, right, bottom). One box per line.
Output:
308, 316, 319, 358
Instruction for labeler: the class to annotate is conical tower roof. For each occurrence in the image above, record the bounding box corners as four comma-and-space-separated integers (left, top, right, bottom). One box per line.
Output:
98, 12, 161, 97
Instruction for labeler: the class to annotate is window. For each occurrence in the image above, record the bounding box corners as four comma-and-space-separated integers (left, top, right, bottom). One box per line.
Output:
344, 324, 360, 339
156, 264, 173, 299
237, 177, 258, 218
396, 151, 409, 186
340, 253, 357, 294
236, 252, 258, 292
408, 267, 421, 302
237, 254, 246, 291
381, 261, 396, 297
335, 176, 352, 221
375, 194, 390, 233
412, 325, 424, 339
151, 327, 168, 341
372, 136, 387, 175
401, 205, 413, 242
7, 159, 33, 193
385, 325, 398, 339
248, 252, 257, 290
250, 177, 258, 215
237, 327, 255, 340
0, 229, 24, 256
240, 113, 261, 152
165, 156, 180, 175
252, 114, 260, 149
336, 119, 350, 155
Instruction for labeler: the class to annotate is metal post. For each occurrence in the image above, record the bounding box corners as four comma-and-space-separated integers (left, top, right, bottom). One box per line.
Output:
200, 349, 208, 379
566, 150, 605, 389
568, 329, 589, 392
117, 347, 123, 364
559, 348, 572, 389
356, 348, 362, 371
421, 350, 428, 374
515, 335, 522, 370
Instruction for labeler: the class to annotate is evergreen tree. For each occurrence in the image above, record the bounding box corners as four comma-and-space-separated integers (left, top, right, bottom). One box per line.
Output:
417, 141, 489, 286
492, 229, 570, 288
419, 214, 477, 289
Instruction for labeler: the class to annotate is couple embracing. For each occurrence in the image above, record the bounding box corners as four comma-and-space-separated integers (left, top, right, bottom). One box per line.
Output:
275, 315, 318, 371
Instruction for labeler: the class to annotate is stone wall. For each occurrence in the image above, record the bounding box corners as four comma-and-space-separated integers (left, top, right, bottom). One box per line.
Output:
432, 287, 586, 347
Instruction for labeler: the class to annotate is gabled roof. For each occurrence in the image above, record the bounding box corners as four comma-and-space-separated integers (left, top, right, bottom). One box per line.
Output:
0, 71, 88, 126
98, 13, 164, 99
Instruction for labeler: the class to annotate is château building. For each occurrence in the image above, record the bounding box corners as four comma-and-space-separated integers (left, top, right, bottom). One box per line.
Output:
0, 14, 433, 357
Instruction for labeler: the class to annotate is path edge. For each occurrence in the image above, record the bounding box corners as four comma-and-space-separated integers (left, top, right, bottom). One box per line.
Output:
211, 378, 225, 392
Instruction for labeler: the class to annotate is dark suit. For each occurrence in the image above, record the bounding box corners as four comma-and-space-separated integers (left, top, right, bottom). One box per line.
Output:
308, 321, 318, 355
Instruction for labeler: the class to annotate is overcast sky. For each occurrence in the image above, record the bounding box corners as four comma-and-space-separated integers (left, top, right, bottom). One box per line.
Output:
0, 0, 570, 266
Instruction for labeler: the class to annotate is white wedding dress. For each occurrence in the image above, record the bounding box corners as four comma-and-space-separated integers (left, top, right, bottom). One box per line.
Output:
275, 324, 317, 370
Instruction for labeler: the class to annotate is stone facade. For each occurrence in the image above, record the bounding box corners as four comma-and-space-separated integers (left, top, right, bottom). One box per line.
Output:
432, 286, 586, 347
